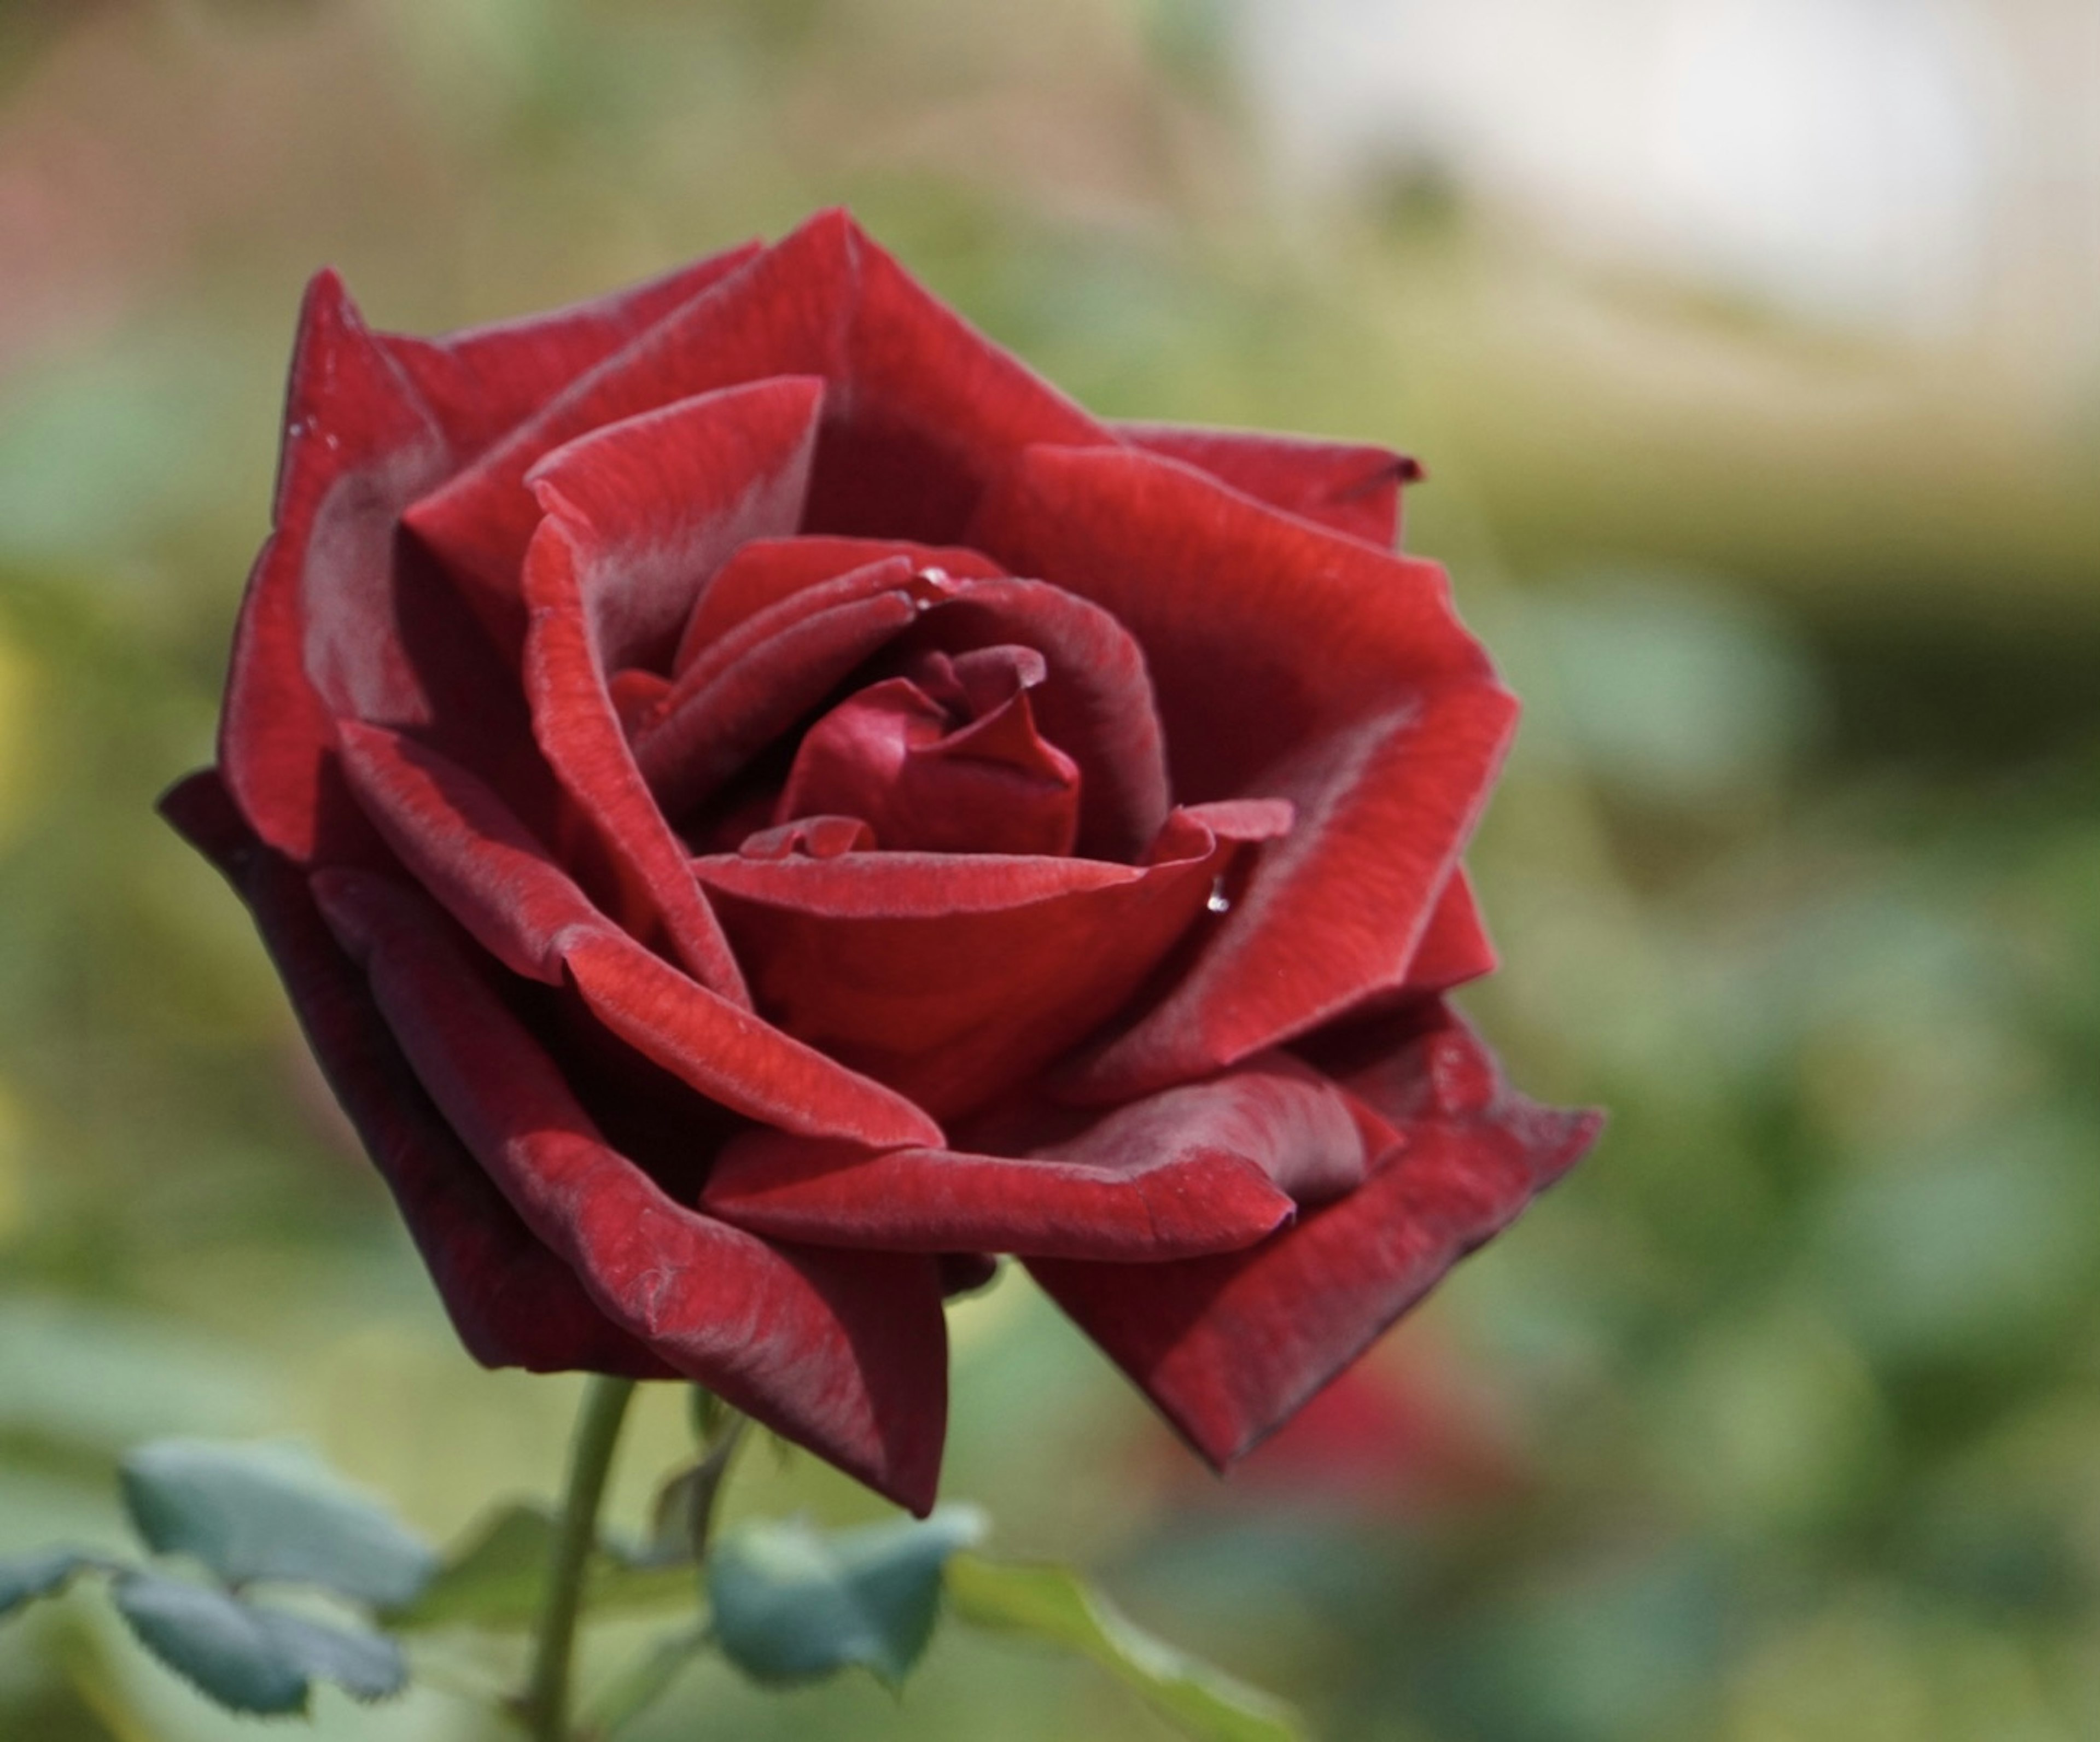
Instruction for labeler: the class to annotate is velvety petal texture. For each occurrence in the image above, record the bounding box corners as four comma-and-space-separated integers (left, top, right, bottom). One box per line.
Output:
170, 209, 1597, 1511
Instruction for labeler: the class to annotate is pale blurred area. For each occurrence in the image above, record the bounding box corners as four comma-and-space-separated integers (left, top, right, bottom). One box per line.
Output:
2, 4, 2097, 1740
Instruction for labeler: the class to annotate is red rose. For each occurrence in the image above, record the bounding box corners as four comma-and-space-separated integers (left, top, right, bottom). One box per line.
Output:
162, 211, 1597, 1514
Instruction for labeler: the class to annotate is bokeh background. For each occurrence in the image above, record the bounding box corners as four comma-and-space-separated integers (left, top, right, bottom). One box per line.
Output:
3, 1, 2098, 1737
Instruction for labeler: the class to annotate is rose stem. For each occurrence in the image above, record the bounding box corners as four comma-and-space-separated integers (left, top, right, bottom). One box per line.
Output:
523, 1374, 637, 1742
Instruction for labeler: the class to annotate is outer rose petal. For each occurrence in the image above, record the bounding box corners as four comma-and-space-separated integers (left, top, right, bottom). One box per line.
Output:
314, 866, 950, 1514
221, 270, 452, 865
1029, 1011, 1600, 1467
701, 1053, 1376, 1259
1113, 420, 1420, 548
405, 209, 1110, 628
970, 446, 1516, 1098
379, 240, 765, 459
1399, 872, 1497, 997
158, 770, 669, 1379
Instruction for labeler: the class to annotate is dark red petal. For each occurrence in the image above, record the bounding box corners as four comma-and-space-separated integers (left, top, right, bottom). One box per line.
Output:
698, 1139, 1290, 1265
1399, 871, 1497, 996
158, 769, 668, 1378
404, 214, 858, 633
633, 560, 942, 820
701, 1051, 1379, 1259
518, 514, 748, 995
970, 447, 1517, 1097
524, 376, 826, 671
800, 230, 1107, 539
909, 576, 1172, 864
1113, 421, 1420, 548
774, 667, 1082, 859
1029, 1013, 1599, 1467
678, 536, 1006, 665
690, 807, 1263, 1122
335, 722, 941, 1150
405, 210, 1115, 622
314, 866, 949, 1513
220, 270, 454, 864
379, 241, 765, 459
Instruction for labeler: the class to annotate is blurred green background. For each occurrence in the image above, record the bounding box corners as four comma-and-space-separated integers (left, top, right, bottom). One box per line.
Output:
2, 1, 2097, 1737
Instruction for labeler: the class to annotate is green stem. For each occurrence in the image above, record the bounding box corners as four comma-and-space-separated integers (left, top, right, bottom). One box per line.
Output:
523, 1376, 637, 1742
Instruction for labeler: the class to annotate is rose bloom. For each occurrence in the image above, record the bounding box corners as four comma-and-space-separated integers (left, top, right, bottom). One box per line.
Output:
163, 211, 1597, 1514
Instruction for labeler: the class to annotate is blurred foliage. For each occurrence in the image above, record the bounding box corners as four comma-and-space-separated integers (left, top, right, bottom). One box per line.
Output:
1, 2, 2096, 1739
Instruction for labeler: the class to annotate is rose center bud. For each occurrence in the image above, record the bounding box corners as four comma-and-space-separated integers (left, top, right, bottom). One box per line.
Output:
770, 645, 1082, 857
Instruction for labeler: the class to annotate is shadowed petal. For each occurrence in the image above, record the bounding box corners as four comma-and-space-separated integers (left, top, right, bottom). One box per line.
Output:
313, 866, 949, 1513
1029, 1011, 1600, 1467
633, 558, 944, 820
220, 270, 453, 865
158, 769, 669, 1378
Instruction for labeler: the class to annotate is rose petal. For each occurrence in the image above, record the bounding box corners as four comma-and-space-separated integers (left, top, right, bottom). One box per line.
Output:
702, 1052, 1376, 1259
313, 866, 949, 1513
1399, 871, 1497, 995
1113, 420, 1420, 547
800, 225, 1106, 537
677, 535, 1006, 666
903, 576, 1172, 863
522, 376, 826, 672
773, 664, 1082, 858
158, 770, 669, 1378
632, 558, 942, 821
690, 806, 1269, 1121
1029, 1011, 1599, 1467
970, 446, 1517, 1097
405, 209, 1111, 623
334, 722, 942, 1150
699, 1138, 1288, 1264
380, 240, 764, 459
519, 511, 748, 995
220, 270, 452, 864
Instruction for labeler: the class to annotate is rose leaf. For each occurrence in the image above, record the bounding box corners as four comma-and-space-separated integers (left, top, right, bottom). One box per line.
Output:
112, 1572, 405, 1713
944, 1553, 1303, 1742
120, 1438, 436, 1609
706, 1506, 988, 1687
0, 1547, 110, 1619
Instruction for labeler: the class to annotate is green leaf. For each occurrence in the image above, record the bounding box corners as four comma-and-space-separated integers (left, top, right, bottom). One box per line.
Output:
112, 1572, 306, 1715
251, 1606, 410, 1704
946, 1554, 1303, 1742
708, 1507, 987, 1687
113, 1571, 409, 1712
119, 1439, 436, 1609
386, 1502, 693, 1632
0, 1547, 105, 1617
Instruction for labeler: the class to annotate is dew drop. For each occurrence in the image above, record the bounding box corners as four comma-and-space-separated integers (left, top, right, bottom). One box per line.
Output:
1205, 877, 1232, 915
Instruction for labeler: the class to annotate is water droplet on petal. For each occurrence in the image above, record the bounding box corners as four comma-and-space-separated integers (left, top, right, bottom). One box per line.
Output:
1206, 877, 1232, 915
